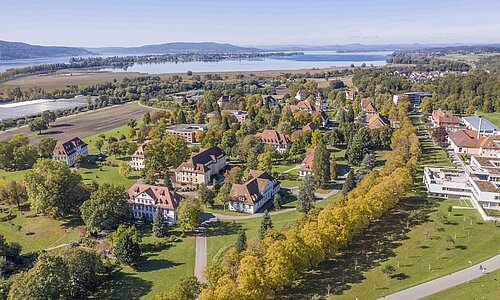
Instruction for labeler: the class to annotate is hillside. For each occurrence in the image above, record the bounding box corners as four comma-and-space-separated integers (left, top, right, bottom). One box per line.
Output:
0, 40, 94, 60
89, 42, 261, 54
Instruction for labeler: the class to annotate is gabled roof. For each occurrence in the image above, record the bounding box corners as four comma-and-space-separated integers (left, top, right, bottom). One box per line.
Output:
128, 183, 181, 210
432, 109, 461, 125
448, 130, 483, 148
290, 100, 314, 112
302, 122, 319, 131
361, 98, 377, 113
132, 140, 150, 159
298, 148, 315, 173
367, 113, 390, 129
256, 130, 290, 146
53, 137, 87, 157
229, 170, 279, 205
176, 146, 225, 173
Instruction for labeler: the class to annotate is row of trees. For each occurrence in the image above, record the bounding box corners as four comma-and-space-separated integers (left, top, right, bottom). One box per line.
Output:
0, 135, 56, 171
198, 117, 420, 299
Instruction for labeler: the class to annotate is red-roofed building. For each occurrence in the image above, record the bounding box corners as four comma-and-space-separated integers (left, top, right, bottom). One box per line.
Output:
175, 146, 227, 186
228, 170, 281, 214
298, 148, 315, 177
128, 183, 182, 224
302, 122, 319, 132
255, 129, 291, 154
367, 113, 390, 129
53, 137, 88, 166
448, 130, 500, 157
131, 140, 150, 170
431, 109, 462, 131
360, 98, 377, 118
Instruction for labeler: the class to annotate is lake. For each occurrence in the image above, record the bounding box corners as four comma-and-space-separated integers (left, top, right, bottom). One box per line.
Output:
0, 51, 390, 73
0, 95, 88, 121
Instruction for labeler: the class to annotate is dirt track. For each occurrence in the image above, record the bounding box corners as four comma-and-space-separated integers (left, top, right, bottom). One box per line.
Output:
0, 103, 153, 143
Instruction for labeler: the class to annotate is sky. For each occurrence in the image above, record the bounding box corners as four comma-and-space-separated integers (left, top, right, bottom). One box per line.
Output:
0, 0, 499, 47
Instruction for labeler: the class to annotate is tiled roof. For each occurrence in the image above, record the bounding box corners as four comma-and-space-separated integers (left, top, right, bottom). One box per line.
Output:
53, 137, 87, 157
298, 148, 314, 172
128, 183, 181, 210
229, 170, 279, 205
367, 113, 390, 129
176, 146, 225, 173
256, 130, 290, 146
290, 100, 314, 112
361, 98, 376, 113
448, 130, 483, 148
132, 140, 150, 159
302, 122, 319, 131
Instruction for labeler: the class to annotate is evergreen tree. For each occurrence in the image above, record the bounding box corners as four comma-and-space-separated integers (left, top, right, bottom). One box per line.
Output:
114, 230, 141, 265
259, 210, 273, 239
342, 169, 356, 195
330, 154, 338, 181
312, 141, 330, 188
346, 107, 355, 122
273, 194, 282, 210
347, 127, 372, 166
297, 174, 315, 213
177, 110, 187, 124
152, 208, 168, 238
356, 153, 376, 183
235, 229, 247, 253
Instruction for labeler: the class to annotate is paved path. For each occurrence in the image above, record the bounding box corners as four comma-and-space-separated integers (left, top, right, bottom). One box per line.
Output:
194, 226, 207, 283
379, 254, 500, 300
193, 186, 341, 282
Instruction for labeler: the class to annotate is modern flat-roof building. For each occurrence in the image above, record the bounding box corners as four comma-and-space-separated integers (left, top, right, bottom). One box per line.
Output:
393, 92, 432, 107
165, 124, 208, 143
462, 116, 500, 136
53, 137, 88, 166
128, 183, 181, 225
228, 170, 281, 214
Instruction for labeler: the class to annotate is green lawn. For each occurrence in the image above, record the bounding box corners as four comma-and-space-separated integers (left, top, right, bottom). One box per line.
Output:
0, 169, 29, 182
0, 208, 81, 252
423, 268, 500, 300
477, 112, 500, 127
93, 236, 196, 300
82, 123, 139, 154
78, 160, 140, 188
272, 162, 300, 173
207, 210, 299, 264
414, 116, 454, 167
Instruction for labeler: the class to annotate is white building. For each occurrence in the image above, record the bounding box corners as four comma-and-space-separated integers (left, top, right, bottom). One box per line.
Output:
127, 183, 181, 225
462, 116, 500, 136
130, 140, 150, 170
392, 92, 432, 107
228, 170, 281, 214
52, 137, 88, 166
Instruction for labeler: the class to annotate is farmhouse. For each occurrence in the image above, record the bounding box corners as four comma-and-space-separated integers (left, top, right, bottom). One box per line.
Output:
165, 124, 208, 143
228, 170, 281, 214
52, 137, 88, 166
256, 129, 290, 154
128, 183, 181, 225
175, 146, 226, 186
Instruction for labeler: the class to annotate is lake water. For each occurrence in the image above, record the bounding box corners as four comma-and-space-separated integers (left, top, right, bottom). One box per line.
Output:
0, 95, 88, 121
0, 51, 390, 73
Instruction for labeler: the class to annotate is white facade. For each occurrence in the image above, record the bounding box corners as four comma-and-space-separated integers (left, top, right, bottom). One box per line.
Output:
131, 156, 145, 170
228, 181, 281, 214
53, 143, 88, 167
130, 192, 177, 225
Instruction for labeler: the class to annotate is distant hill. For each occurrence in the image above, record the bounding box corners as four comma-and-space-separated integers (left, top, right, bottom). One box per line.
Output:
0, 40, 94, 60
89, 42, 261, 55
258, 43, 500, 52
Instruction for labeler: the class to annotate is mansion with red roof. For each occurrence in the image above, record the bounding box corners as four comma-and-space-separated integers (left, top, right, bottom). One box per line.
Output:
128, 183, 182, 224
229, 170, 281, 214
298, 148, 314, 177
448, 130, 500, 157
52, 137, 88, 166
255, 129, 291, 154
175, 146, 226, 186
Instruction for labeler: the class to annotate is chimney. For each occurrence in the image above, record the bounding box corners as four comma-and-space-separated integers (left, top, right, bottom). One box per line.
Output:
477, 117, 483, 140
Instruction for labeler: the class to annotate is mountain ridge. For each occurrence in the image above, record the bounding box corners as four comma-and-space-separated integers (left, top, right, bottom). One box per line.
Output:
0, 40, 94, 60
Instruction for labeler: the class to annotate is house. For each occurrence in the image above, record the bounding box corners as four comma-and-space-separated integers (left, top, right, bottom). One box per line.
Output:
295, 89, 308, 101
393, 92, 432, 107
255, 129, 290, 154
448, 130, 500, 157
289, 98, 329, 127
175, 146, 226, 186
302, 122, 319, 132
360, 98, 377, 118
131, 140, 150, 170
423, 156, 500, 220
228, 170, 281, 214
431, 109, 462, 131
217, 95, 230, 108
128, 183, 181, 225
262, 95, 278, 107
313, 90, 326, 111
298, 148, 314, 177
345, 90, 358, 101
462, 116, 500, 136
53, 137, 88, 166
290, 100, 314, 112
165, 124, 208, 143
367, 113, 390, 129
